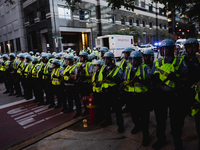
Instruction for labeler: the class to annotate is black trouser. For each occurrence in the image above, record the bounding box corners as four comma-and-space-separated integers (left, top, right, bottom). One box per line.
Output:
20, 76, 25, 95
24, 77, 33, 98
32, 78, 43, 103
41, 79, 54, 104
64, 85, 81, 114
125, 92, 150, 138
52, 84, 63, 106
195, 111, 200, 150
14, 74, 22, 95
78, 82, 92, 113
102, 87, 124, 127
4, 72, 10, 92
154, 90, 186, 149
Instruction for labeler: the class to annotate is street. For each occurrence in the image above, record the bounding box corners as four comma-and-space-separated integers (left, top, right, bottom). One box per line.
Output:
0, 80, 199, 150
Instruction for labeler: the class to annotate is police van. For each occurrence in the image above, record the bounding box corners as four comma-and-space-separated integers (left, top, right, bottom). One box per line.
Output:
95, 35, 134, 58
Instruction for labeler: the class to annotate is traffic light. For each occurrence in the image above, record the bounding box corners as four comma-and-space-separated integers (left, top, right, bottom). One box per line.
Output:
179, 29, 181, 32
187, 29, 190, 32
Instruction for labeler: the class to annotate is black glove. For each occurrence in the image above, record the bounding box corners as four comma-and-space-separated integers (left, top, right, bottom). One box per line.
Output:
52, 75, 57, 78
2, 63, 5, 66
65, 72, 70, 76
193, 102, 200, 109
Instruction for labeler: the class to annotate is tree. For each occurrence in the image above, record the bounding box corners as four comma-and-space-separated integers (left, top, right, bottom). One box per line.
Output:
154, 29, 173, 40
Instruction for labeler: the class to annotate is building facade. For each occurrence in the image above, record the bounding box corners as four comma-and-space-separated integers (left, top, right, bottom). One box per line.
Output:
0, 0, 26, 54
2, 0, 168, 54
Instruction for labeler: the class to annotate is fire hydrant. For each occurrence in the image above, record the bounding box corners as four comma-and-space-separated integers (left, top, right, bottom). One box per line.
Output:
86, 94, 100, 123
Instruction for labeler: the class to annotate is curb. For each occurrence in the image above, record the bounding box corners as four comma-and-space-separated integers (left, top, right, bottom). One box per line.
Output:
8, 115, 89, 150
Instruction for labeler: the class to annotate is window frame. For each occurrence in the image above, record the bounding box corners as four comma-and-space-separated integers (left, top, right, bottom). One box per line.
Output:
79, 10, 90, 22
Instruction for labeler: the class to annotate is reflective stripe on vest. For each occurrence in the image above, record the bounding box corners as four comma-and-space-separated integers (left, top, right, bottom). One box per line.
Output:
191, 84, 200, 116
124, 65, 148, 93
92, 71, 102, 93
0, 60, 10, 71
154, 56, 182, 88
17, 61, 25, 75
31, 64, 40, 78
42, 63, 50, 80
63, 65, 76, 81
51, 68, 61, 85
98, 65, 120, 90
24, 63, 32, 76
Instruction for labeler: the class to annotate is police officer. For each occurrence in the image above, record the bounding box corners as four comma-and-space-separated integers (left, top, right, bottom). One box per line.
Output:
1, 54, 11, 94
99, 47, 108, 60
183, 38, 200, 150
63, 55, 81, 116
76, 51, 93, 117
120, 47, 133, 71
97, 52, 124, 133
151, 39, 188, 150
93, 47, 99, 59
143, 49, 154, 69
50, 59, 64, 109
16, 54, 26, 97
23, 55, 33, 100
123, 51, 151, 146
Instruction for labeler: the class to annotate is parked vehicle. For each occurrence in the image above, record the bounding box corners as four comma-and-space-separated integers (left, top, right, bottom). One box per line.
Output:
138, 44, 154, 53
95, 35, 134, 58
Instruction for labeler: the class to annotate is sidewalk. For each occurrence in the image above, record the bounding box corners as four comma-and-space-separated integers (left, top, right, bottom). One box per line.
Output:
23, 111, 199, 150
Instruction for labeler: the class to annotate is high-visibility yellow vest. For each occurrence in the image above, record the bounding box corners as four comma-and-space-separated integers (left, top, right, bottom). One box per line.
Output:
191, 84, 200, 117
98, 65, 120, 90
0, 60, 10, 71
154, 56, 183, 88
42, 63, 50, 80
24, 63, 32, 76
31, 64, 40, 78
12, 59, 19, 69
124, 65, 148, 93
92, 70, 102, 93
17, 61, 25, 75
77, 62, 92, 83
51, 68, 61, 85
63, 65, 76, 81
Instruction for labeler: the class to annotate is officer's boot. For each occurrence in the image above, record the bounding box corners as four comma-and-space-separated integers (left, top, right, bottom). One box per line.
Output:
142, 131, 150, 147
152, 139, 166, 149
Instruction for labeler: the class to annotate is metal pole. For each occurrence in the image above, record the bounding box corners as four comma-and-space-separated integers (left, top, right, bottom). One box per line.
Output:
156, 2, 159, 58
52, 0, 57, 52
96, 0, 102, 36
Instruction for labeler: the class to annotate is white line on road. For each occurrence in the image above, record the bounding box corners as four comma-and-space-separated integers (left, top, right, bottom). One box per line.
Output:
0, 98, 34, 110
23, 119, 45, 129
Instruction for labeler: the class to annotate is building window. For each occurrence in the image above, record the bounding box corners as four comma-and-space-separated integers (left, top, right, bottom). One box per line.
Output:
149, 22, 153, 28
10, 40, 14, 52
108, 15, 115, 24
0, 42, 4, 53
16, 38, 21, 52
149, 4, 153, 12
164, 25, 167, 29
58, 6, 71, 19
28, 12, 34, 25
135, 0, 139, 6
79, 10, 90, 21
159, 7, 162, 15
5, 41, 9, 53
163, 10, 166, 16
121, 16, 126, 25
143, 21, 146, 27
129, 18, 133, 26
159, 24, 162, 29
38, 7, 46, 21
136, 20, 140, 26
141, 1, 145, 8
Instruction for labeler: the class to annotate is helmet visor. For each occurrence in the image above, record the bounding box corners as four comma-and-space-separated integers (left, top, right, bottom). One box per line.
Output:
129, 57, 142, 67
185, 43, 198, 54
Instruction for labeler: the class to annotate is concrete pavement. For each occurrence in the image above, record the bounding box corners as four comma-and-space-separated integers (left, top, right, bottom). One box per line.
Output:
23, 111, 199, 150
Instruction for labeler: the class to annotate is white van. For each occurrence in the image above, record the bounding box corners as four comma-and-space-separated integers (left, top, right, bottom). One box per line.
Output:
95, 35, 134, 58
175, 39, 186, 50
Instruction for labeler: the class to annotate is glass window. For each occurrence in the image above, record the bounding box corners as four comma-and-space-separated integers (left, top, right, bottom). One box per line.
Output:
159, 24, 162, 29
39, 7, 46, 21
135, 0, 139, 6
164, 25, 167, 29
143, 21, 146, 27
129, 18, 133, 26
16, 38, 21, 52
136, 20, 140, 26
79, 10, 90, 21
149, 22, 153, 28
28, 12, 34, 25
121, 16, 126, 25
159, 7, 162, 15
10, 40, 14, 52
141, 1, 145, 8
5, 41, 9, 53
149, 4, 153, 12
58, 7, 71, 19
108, 15, 115, 24
0, 42, 4, 53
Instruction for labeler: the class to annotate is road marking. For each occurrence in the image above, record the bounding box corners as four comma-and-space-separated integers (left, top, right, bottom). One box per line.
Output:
23, 119, 45, 129
45, 112, 63, 120
18, 118, 35, 126
14, 112, 34, 120
11, 110, 31, 117
0, 98, 34, 110
16, 115, 37, 123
